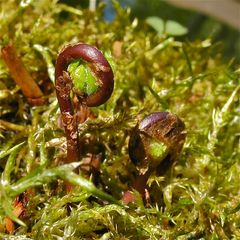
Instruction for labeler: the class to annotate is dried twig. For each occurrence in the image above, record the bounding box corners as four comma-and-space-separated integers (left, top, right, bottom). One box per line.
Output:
1, 45, 45, 106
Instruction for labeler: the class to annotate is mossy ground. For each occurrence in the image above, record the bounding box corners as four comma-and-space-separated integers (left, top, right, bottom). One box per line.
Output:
0, 1, 239, 239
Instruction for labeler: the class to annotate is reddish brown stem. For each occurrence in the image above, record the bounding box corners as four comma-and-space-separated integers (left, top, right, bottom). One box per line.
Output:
122, 170, 151, 204
1, 45, 44, 106
55, 43, 114, 163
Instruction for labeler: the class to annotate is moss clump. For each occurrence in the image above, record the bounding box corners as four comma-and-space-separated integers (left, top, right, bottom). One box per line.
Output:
0, 0, 239, 239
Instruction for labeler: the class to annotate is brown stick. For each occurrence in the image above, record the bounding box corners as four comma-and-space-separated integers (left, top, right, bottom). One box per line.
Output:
1, 44, 44, 106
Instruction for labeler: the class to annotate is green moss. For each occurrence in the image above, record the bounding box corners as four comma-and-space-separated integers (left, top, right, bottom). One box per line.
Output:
0, 0, 239, 239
